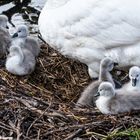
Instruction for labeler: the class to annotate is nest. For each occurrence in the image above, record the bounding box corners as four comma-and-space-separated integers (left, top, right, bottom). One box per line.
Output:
0, 43, 140, 140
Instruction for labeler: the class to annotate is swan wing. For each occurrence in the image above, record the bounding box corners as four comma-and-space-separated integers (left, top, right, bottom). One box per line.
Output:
39, 0, 140, 49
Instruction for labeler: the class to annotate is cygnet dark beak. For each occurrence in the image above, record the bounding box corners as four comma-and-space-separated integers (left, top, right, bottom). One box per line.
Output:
94, 92, 100, 97
132, 78, 137, 87
6, 25, 9, 29
12, 32, 18, 38
114, 62, 118, 66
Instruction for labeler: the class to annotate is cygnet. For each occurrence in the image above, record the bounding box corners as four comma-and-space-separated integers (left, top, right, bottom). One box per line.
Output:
123, 66, 140, 92
6, 45, 36, 75
95, 82, 140, 114
0, 15, 11, 58
76, 57, 117, 107
12, 25, 40, 57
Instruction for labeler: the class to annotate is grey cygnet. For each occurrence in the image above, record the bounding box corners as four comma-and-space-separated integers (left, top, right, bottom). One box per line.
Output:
6, 45, 36, 75
123, 66, 140, 92
12, 25, 40, 57
95, 82, 140, 114
0, 15, 11, 58
76, 57, 117, 107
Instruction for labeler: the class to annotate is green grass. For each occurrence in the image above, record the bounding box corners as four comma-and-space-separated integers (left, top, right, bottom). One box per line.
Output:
103, 128, 140, 140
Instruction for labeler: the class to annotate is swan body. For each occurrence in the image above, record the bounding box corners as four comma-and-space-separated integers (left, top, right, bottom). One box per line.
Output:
39, 0, 140, 78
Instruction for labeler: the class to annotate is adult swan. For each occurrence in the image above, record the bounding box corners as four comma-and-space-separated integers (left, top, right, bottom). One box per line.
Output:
38, 0, 140, 78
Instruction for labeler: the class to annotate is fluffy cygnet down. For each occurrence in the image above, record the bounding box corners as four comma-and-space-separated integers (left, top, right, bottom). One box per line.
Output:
0, 15, 11, 58
6, 45, 36, 76
123, 66, 140, 92
95, 82, 140, 114
12, 25, 40, 57
76, 57, 117, 108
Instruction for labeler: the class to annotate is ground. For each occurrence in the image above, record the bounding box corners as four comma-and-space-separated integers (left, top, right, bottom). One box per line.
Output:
0, 43, 140, 140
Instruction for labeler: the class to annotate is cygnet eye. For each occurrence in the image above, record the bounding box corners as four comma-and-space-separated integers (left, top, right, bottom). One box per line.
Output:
137, 74, 139, 77
18, 30, 21, 33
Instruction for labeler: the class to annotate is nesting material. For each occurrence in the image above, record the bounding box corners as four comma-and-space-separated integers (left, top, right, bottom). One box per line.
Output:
0, 44, 139, 139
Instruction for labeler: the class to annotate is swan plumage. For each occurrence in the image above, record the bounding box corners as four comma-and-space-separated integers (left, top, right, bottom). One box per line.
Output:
39, 0, 140, 78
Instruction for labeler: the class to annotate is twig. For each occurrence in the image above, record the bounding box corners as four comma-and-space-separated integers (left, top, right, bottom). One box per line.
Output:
82, 131, 107, 139
121, 74, 129, 82
64, 128, 84, 140
37, 129, 41, 140
0, 121, 12, 131
26, 108, 49, 137
0, 125, 11, 131
13, 97, 70, 121
9, 119, 22, 140
44, 121, 104, 136
38, 34, 47, 44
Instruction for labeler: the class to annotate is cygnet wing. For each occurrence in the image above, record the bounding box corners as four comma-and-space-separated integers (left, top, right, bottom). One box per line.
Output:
76, 81, 100, 107
0, 27, 11, 49
22, 49, 36, 74
25, 37, 40, 57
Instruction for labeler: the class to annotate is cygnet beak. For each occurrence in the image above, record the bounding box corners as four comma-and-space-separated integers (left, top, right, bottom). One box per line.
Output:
114, 62, 118, 66
132, 78, 137, 87
94, 92, 100, 97
6, 25, 9, 29
12, 32, 18, 38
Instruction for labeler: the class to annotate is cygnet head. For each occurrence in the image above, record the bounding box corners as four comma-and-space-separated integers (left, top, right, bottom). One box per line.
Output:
95, 82, 115, 98
12, 25, 29, 38
100, 57, 118, 71
0, 15, 8, 29
129, 66, 140, 87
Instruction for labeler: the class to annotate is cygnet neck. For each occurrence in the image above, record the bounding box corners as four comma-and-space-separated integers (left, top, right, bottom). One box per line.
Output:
131, 79, 140, 89
99, 67, 112, 82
